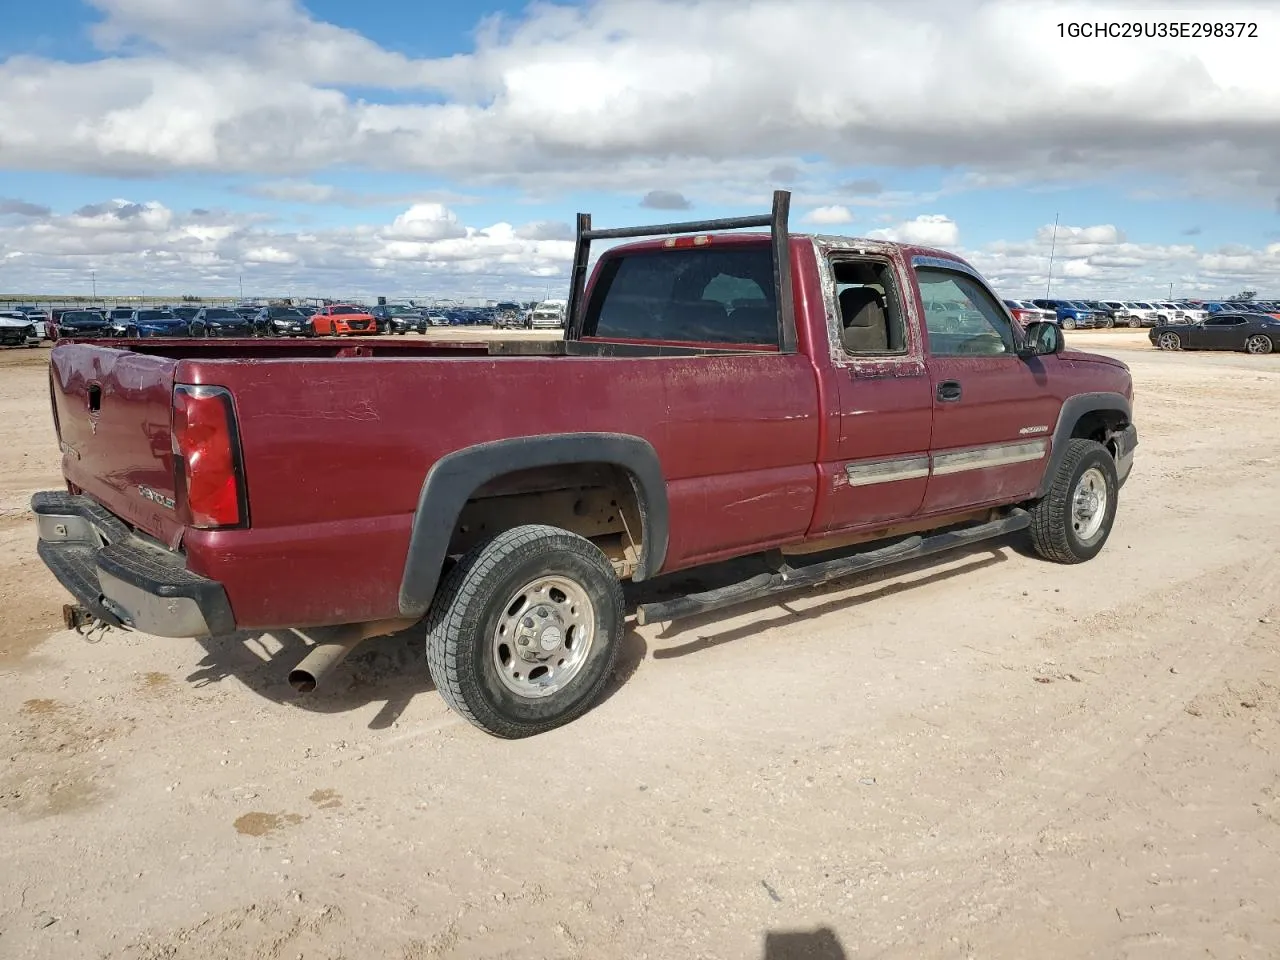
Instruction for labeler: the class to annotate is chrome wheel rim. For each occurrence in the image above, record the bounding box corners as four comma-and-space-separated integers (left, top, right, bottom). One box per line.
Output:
492, 576, 596, 699
1072, 467, 1108, 543
1246, 335, 1272, 355
1158, 333, 1180, 350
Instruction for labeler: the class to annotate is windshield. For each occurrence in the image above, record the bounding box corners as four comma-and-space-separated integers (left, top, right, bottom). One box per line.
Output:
269, 308, 305, 318
332, 304, 363, 314
135, 311, 173, 322
109, 309, 133, 319
205, 309, 238, 319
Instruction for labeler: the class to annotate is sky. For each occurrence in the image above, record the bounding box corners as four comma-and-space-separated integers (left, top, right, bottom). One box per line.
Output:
1, 0, 1279, 301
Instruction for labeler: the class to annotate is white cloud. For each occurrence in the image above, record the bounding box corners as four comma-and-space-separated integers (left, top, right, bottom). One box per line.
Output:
0, 199, 577, 298
868, 214, 959, 247
803, 205, 854, 225
0, 0, 1276, 199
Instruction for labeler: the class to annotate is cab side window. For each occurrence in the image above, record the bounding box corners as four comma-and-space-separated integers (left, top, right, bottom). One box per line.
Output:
831, 259, 907, 355
916, 267, 1016, 356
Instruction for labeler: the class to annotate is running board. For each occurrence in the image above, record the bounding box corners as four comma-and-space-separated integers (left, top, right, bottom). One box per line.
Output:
634, 509, 1030, 626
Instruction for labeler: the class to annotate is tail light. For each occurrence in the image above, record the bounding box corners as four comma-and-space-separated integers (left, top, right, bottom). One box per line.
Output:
172, 385, 248, 529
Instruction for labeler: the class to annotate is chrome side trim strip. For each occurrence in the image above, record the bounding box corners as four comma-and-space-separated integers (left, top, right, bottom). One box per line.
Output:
844, 455, 931, 487
931, 439, 1048, 476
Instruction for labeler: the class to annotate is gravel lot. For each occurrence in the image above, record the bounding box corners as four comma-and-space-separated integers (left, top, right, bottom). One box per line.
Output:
2, 330, 1279, 959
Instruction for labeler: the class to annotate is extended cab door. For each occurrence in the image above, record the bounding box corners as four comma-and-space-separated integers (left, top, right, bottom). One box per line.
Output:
915, 258, 1062, 514
808, 250, 934, 534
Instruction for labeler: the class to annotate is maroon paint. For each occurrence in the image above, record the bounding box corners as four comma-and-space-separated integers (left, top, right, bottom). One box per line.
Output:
45, 236, 1132, 631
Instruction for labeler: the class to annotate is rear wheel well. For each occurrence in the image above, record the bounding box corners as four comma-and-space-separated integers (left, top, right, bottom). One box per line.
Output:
1070, 409, 1129, 459
446, 463, 646, 580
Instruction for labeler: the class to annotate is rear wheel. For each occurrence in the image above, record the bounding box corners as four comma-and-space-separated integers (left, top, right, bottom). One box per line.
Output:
1245, 334, 1274, 355
1028, 438, 1119, 564
1157, 331, 1182, 350
425, 525, 624, 739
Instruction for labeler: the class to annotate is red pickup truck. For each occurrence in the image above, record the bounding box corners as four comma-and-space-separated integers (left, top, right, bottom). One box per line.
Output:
33, 192, 1137, 738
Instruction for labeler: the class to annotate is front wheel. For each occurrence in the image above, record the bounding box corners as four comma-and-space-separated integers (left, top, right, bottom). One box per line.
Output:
1127, 317, 1141, 328
1028, 438, 1119, 564
424, 525, 625, 739
1062, 318, 1076, 331
1245, 334, 1274, 355
1157, 331, 1182, 350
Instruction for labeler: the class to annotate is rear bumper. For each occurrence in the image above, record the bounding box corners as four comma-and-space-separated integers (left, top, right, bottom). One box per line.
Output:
31, 491, 235, 638
1114, 424, 1138, 487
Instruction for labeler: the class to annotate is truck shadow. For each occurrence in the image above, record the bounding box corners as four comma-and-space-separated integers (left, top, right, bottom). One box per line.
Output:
184, 620, 649, 730
182, 538, 1016, 727
627, 540, 1014, 659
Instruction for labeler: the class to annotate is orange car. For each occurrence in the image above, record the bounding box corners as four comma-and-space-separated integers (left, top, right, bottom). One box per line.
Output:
311, 304, 378, 336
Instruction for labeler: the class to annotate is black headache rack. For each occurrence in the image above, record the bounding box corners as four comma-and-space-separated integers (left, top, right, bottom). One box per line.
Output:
564, 189, 797, 353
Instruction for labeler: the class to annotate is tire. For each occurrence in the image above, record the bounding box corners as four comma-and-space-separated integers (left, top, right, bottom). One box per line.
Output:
125, 325, 139, 338
1028, 438, 1119, 564
424, 524, 625, 739
1127, 318, 1141, 328
188, 321, 205, 338
1062, 318, 1076, 331
1245, 334, 1274, 355
1157, 331, 1182, 351
1102, 317, 1115, 329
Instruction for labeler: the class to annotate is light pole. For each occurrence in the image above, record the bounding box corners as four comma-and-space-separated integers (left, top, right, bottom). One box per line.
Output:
1044, 212, 1059, 298
239, 275, 244, 300
91, 270, 96, 301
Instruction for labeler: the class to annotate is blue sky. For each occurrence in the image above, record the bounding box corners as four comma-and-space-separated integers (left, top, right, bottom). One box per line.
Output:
2, 0, 1278, 299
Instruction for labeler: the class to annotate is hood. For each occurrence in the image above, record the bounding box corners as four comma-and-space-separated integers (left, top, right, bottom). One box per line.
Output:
1061, 348, 1129, 371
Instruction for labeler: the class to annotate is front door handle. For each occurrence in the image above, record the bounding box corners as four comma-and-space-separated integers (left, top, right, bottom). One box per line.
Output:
937, 380, 962, 402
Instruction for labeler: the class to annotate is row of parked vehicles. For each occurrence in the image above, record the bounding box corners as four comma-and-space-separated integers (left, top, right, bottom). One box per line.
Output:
1, 298, 569, 343
1002, 297, 1280, 331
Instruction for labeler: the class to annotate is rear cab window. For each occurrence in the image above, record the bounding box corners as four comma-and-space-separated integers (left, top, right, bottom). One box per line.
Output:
582, 245, 780, 347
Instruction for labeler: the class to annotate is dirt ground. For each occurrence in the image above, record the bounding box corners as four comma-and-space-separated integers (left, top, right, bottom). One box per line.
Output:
1, 330, 1278, 959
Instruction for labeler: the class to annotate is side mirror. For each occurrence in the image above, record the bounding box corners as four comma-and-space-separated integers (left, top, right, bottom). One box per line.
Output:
1020, 320, 1064, 357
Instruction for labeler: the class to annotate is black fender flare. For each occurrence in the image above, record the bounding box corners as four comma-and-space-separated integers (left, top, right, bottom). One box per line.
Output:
1035, 392, 1132, 498
398, 433, 669, 618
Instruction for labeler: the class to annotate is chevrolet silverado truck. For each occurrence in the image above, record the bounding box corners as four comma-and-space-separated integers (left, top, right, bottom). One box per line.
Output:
32, 192, 1137, 739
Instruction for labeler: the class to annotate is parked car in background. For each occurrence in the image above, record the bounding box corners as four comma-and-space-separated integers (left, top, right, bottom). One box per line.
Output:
1151, 313, 1279, 354
492, 301, 525, 329
527, 301, 567, 329
191, 307, 255, 337
1002, 299, 1057, 327
425, 314, 450, 327
1174, 302, 1208, 324
0, 311, 38, 347
254, 306, 313, 337
1077, 301, 1117, 328
13, 306, 51, 339
1119, 302, 1162, 327
1031, 299, 1099, 330
311, 303, 378, 336
124, 309, 186, 337
49, 310, 110, 339
1099, 301, 1139, 326
371, 304, 426, 334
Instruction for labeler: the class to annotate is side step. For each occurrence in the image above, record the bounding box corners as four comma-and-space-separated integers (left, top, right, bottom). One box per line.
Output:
634, 508, 1030, 626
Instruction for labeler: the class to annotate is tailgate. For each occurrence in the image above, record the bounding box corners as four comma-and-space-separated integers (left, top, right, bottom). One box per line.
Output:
50, 343, 184, 546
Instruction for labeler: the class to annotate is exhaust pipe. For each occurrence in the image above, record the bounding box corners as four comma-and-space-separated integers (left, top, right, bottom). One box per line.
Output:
288, 618, 420, 693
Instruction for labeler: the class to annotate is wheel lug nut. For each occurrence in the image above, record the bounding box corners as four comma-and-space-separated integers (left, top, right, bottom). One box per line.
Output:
518, 637, 529, 646
522, 617, 534, 628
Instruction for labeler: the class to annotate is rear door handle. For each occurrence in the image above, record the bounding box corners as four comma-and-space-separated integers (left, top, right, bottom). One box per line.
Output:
937, 380, 962, 402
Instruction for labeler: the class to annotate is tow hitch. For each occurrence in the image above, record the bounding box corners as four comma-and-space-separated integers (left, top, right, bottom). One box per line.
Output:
63, 604, 117, 643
